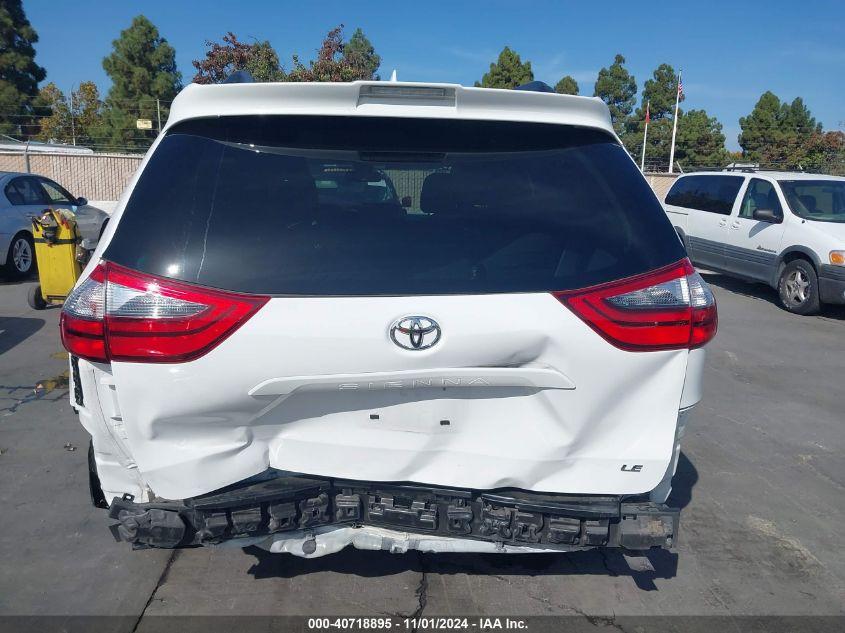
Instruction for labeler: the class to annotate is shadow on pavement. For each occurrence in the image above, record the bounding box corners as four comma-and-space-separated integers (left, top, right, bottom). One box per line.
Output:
244, 545, 678, 592
0, 267, 39, 285
667, 452, 698, 510
701, 272, 845, 320
242, 455, 700, 590
0, 316, 45, 356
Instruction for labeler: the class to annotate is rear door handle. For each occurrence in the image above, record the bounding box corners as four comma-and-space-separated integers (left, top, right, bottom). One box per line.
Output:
730, 220, 741, 229
718, 219, 728, 227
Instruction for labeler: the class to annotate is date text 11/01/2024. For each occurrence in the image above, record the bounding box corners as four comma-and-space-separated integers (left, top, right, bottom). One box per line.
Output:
307, 617, 529, 630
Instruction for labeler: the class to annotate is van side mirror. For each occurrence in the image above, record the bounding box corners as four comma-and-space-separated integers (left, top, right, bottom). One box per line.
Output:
76, 197, 88, 206
752, 208, 782, 224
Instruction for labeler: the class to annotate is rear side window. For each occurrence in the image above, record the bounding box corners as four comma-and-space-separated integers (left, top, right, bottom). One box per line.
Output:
5, 177, 46, 205
665, 175, 743, 215
105, 116, 685, 296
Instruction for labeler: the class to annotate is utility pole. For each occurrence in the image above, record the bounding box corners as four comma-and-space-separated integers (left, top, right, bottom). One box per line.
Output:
70, 86, 76, 146
640, 101, 650, 172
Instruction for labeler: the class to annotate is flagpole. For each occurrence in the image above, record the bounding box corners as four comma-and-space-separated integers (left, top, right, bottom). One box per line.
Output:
640, 100, 650, 172
668, 71, 681, 173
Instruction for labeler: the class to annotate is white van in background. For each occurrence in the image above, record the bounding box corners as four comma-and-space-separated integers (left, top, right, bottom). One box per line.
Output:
664, 170, 845, 314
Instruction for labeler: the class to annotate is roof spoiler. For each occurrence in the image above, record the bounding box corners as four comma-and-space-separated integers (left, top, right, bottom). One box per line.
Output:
222, 70, 255, 84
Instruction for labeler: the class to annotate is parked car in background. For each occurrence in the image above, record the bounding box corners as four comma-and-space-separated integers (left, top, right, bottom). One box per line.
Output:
62, 79, 716, 558
0, 171, 109, 278
664, 170, 845, 314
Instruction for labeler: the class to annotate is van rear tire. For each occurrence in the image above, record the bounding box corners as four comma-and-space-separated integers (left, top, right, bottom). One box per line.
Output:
777, 259, 820, 315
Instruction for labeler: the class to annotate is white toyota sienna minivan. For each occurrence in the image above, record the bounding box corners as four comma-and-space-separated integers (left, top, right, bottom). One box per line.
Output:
61, 79, 716, 558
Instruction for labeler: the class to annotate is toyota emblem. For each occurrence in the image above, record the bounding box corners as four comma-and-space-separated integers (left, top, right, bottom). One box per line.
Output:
389, 316, 441, 351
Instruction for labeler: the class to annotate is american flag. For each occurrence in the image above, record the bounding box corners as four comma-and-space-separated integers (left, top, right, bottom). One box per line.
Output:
678, 74, 684, 98
645, 101, 650, 123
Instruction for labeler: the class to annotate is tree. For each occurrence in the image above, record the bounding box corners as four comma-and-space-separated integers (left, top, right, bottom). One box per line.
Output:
34, 83, 71, 143
781, 97, 822, 165
101, 15, 181, 150
34, 80, 104, 147
0, 0, 47, 138
738, 91, 782, 162
342, 28, 381, 80
287, 25, 377, 82
554, 76, 579, 95
475, 47, 533, 89
593, 54, 636, 135
192, 32, 284, 84
640, 63, 683, 120
739, 92, 823, 168
674, 109, 728, 168
627, 63, 683, 164
72, 81, 104, 146
802, 131, 845, 175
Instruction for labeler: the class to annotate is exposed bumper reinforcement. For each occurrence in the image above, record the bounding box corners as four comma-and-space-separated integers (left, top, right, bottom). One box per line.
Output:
107, 475, 679, 555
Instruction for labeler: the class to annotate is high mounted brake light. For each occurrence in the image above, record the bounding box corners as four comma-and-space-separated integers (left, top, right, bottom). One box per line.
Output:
357, 85, 456, 106
60, 262, 269, 363
554, 259, 717, 351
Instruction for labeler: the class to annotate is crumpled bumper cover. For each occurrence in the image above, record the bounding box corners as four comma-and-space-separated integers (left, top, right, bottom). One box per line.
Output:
106, 473, 679, 555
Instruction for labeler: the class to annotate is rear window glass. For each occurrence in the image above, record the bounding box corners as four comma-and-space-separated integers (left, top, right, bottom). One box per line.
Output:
105, 116, 685, 296
665, 175, 743, 215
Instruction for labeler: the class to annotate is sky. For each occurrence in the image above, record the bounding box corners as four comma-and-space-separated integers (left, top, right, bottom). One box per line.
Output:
24, 0, 845, 151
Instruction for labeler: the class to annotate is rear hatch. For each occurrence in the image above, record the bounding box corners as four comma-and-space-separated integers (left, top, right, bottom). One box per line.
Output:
72, 115, 699, 500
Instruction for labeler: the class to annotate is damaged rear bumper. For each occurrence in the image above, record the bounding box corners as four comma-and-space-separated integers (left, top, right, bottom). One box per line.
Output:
106, 474, 679, 556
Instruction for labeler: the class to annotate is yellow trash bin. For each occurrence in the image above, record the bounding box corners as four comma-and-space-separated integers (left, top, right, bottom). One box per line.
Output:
28, 209, 83, 310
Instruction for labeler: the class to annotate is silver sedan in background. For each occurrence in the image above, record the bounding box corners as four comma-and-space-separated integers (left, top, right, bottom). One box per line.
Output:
0, 171, 109, 278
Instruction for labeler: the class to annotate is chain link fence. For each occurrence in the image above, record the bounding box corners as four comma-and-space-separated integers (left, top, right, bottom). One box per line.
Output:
0, 150, 681, 206
6, 150, 845, 209
0, 150, 143, 202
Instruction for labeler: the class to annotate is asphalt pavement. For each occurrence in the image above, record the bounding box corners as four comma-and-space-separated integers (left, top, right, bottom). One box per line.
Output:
1, 272, 843, 631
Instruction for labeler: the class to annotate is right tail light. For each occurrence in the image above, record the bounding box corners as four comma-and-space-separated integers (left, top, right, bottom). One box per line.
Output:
555, 259, 717, 351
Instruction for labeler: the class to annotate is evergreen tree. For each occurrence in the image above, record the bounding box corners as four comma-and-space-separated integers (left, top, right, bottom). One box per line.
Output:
593, 54, 636, 135
342, 28, 381, 80
738, 91, 784, 162
554, 75, 579, 95
674, 109, 728, 168
475, 47, 533, 89
628, 64, 683, 163
739, 92, 822, 168
640, 63, 682, 120
101, 15, 181, 150
0, 0, 47, 138
781, 96, 822, 165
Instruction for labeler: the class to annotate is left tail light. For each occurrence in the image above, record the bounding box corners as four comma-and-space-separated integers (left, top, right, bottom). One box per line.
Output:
60, 261, 269, 363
